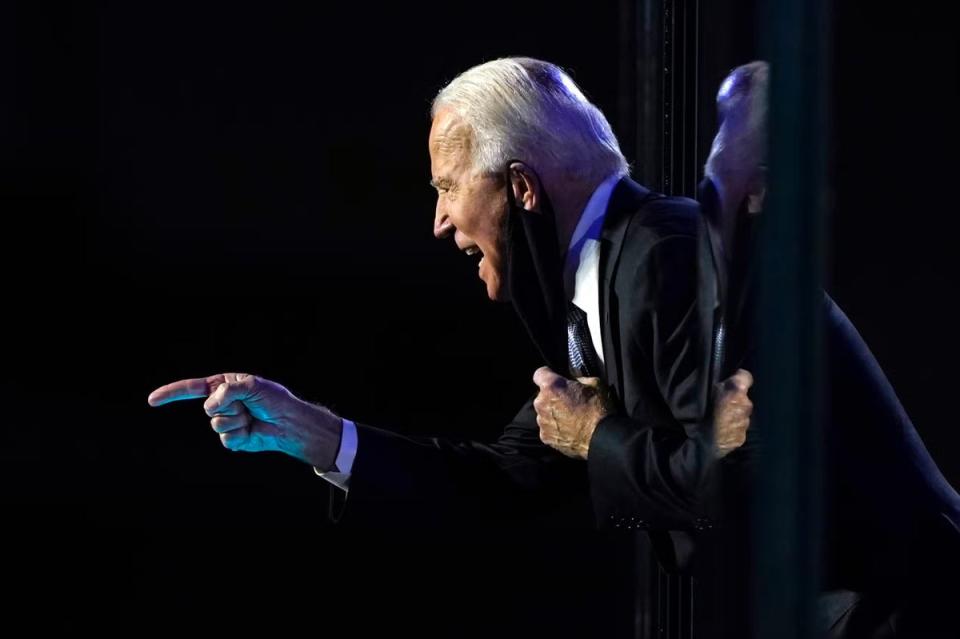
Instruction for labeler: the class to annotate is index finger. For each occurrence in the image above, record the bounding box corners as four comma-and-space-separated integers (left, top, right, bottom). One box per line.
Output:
148, 376, 222, 407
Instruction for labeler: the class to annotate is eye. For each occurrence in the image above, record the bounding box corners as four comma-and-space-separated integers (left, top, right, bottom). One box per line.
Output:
430, 180, 453, 195
438, 183, 457, 199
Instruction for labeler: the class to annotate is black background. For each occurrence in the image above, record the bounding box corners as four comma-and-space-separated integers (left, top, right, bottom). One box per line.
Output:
2, 0, 957, 632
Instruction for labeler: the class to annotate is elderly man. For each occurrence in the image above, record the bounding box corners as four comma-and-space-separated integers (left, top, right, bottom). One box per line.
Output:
700, 60, 960, 638
149, 56, 746, 519
148, 59, 749, 634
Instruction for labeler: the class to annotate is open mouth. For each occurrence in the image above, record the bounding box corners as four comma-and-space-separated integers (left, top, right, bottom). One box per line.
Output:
461, 243, 485, 272
463, 244, 484, 265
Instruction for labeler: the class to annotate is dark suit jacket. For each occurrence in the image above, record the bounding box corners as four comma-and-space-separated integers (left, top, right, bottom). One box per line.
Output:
322, 177, 710, 638
698, 178, 960, 636
342, 177, 711, 533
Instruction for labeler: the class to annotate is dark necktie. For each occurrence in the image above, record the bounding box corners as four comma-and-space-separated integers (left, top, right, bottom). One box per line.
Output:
566, 301, 602, 379
712, 317, 726, 385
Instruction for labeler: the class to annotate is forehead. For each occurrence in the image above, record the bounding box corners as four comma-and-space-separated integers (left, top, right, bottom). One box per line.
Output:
429, 109, 474, 168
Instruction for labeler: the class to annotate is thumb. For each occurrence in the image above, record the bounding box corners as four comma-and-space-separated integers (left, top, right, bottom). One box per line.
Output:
576, 376, 602, 389
204, 375, 259, 415
533, 366, 566, 390
732, 368, 754, 389
720, 369, 754, 395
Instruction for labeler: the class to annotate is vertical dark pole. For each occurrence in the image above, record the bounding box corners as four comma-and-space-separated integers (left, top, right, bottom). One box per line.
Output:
627, 0, 664, 192
662, 4, 700, 638
660, 0, 700, 200
754, 0, 829, 637
621, 4, 664, 637
622, 2, 701, 638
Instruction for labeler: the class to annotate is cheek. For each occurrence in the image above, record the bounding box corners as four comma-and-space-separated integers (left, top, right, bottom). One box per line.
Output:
483, 210, 510, 258
451, 204, 482, 239
458, 186, 508, 253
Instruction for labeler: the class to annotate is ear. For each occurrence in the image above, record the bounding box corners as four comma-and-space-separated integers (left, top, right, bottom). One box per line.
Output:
507, 161, 542, 213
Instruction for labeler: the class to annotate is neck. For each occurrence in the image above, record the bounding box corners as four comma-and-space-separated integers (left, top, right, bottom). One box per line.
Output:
712, 176, 748, 258
551, 176, 605, 253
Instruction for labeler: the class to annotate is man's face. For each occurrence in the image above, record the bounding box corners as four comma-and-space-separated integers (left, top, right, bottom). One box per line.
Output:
429, 109, 510, 301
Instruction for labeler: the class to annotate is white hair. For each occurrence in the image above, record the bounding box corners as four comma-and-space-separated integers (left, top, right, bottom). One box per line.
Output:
432, 57, 629, 185
704, 60, 769, 182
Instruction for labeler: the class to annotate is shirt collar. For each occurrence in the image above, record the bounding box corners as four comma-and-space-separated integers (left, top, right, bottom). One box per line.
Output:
563, 172, 622, 294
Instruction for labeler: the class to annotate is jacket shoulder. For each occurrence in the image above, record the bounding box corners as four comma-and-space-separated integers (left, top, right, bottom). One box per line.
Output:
624, 194, 700, 245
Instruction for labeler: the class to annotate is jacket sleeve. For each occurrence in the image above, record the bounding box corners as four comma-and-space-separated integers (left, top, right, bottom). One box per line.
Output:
334, 397, 590, 527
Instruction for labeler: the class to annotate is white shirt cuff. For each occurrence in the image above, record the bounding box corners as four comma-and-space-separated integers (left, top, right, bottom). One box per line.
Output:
314, 418, 357, 492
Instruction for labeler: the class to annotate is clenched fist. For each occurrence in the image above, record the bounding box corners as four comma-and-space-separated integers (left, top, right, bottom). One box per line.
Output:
713, 369, 753, 458
532, 366, 614, 459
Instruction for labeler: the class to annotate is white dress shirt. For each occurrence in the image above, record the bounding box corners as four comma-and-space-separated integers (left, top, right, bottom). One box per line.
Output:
317, 172, 623, 491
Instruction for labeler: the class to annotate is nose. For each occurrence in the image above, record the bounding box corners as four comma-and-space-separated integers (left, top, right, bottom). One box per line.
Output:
434, 204, 453, 239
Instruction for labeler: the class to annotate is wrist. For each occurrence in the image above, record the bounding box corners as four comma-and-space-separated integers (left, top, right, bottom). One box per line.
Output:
286, 401, 344, 470
580, 407, 610, 459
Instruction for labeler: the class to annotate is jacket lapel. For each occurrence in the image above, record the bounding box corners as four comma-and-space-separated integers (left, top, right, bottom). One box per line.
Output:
696, 178, 730, 398
599, 177, 655, 405
698, 177, 728, 309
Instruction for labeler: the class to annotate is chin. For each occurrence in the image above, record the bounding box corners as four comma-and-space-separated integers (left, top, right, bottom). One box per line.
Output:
480, 258, 510, 302
488, 287, 510, 303
483, 276, 510, 303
